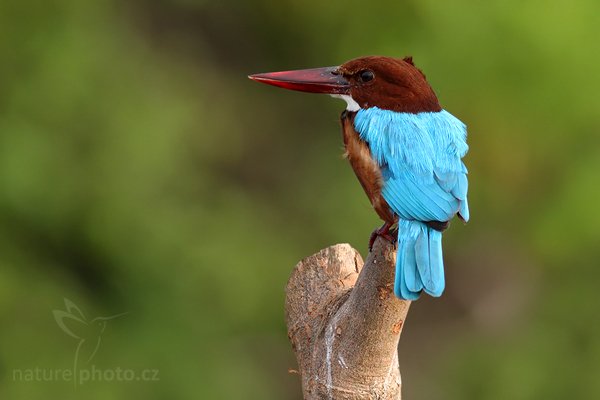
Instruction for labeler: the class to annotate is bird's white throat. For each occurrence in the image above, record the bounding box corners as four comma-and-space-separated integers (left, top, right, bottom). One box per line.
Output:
330, 94, 360, 112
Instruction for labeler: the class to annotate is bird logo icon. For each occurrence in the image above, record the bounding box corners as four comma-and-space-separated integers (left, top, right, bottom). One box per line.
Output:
53, 298, 126, 381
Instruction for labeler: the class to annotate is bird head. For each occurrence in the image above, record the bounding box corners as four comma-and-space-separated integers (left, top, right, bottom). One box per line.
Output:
249, 56, 441, 114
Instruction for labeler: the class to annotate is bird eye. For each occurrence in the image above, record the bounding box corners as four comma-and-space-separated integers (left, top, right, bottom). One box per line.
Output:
359, 70, 374, 82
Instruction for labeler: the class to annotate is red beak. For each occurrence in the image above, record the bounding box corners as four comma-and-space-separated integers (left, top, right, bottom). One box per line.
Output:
248, 66, 350, 94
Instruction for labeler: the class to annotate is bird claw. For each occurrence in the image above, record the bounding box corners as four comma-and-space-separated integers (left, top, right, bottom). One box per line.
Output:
368, 222, 397, 251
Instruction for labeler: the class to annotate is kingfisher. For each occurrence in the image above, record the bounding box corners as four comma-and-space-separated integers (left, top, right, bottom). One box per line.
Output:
249, 56, 469, 300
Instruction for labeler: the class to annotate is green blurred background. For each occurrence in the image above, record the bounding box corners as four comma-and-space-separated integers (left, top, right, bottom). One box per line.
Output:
1, 0, 599, 398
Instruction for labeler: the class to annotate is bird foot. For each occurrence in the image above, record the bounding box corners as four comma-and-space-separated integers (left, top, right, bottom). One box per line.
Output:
369, 222, 397, 252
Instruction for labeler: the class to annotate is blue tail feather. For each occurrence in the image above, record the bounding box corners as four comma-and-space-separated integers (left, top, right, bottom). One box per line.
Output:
393, 220, 446, 300
414, 228, 430, 287
425, 229, 445, 296
402, 237, 421, 293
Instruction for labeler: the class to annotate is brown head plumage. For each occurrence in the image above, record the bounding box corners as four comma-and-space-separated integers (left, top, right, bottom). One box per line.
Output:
335, 56, 441, 113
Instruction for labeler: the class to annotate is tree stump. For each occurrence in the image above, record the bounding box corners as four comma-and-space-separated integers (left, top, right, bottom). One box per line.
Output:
286, 237, 411, 400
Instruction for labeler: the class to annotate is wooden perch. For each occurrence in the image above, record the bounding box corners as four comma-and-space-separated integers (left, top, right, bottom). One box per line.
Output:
286, 237, 411, 400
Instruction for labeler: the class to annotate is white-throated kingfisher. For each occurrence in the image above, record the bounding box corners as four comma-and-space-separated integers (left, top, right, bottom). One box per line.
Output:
249, 56, 469, 300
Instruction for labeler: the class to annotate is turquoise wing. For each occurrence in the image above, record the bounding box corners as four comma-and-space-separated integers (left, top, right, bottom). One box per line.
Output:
381, 167, 467, 223
354, 107, 470, 223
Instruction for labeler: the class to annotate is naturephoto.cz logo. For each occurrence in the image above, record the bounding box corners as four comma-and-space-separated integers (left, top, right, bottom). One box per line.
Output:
12, 298, 159, 386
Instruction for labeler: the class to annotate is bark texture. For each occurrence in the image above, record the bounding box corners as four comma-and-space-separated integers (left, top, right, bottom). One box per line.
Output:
286, 237, 410, 400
